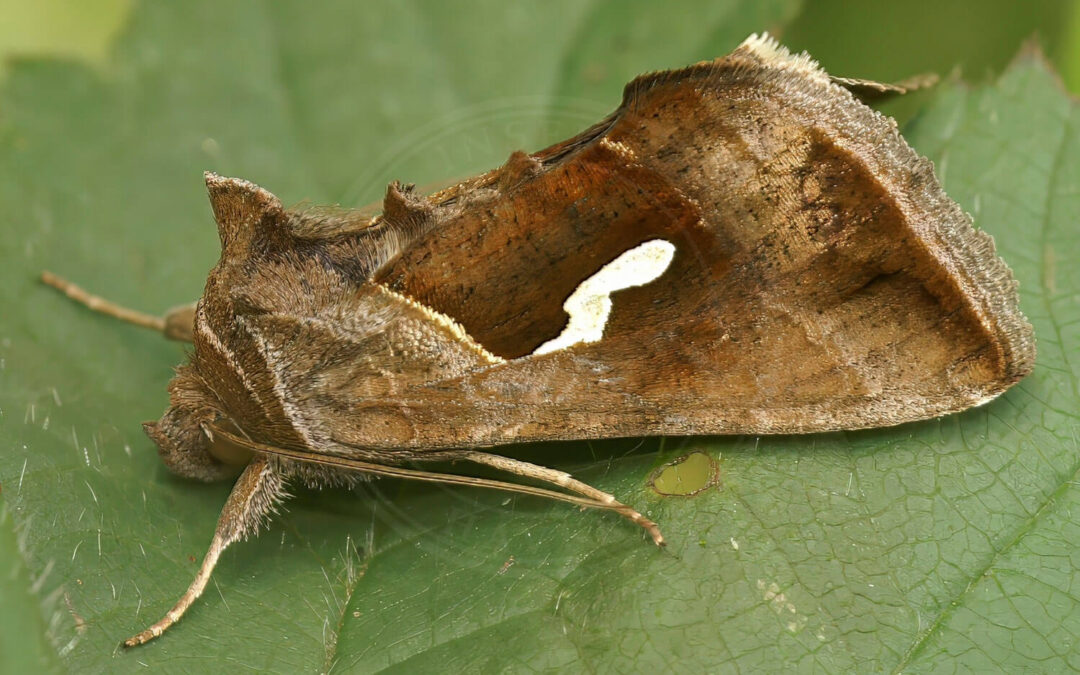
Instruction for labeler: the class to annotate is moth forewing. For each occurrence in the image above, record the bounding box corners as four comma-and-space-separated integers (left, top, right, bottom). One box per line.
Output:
40, 33, 1034, 648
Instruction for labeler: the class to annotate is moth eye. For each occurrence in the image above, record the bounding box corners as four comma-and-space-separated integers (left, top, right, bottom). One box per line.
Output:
533, 239, 675, 355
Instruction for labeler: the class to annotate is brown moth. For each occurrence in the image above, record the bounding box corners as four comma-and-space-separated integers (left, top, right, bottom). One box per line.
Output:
42, 34, 1035, 647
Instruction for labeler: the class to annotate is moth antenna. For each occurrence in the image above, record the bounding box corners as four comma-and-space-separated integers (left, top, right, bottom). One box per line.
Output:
39, 271, 195, 342
206, 425, 663, 545
123, 457, 285, 647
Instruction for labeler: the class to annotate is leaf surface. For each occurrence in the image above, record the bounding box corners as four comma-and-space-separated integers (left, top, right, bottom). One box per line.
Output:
1, 2, 1078, 672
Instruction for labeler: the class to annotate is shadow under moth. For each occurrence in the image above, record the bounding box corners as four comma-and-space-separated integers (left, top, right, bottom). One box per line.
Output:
41, 34, 1035, 647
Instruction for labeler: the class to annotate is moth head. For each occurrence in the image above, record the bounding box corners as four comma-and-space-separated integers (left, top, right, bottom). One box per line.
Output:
142, 365, 249, 482
144, 176, 294, 481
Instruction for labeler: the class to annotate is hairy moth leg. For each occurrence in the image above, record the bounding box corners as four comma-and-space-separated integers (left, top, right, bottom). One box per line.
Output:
456, 450, 665, 546
124, 457, 286, 647
40, 271, 196, 342
206, 426, 664, 545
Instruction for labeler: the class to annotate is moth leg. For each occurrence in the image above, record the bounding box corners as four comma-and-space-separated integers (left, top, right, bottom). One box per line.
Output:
123, 457, 285, 647
40, 270, 196, 342
456, 451, 665, 546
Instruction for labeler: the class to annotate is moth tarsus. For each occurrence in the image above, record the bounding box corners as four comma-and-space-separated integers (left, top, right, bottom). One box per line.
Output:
123, 457, 277, 648
44, 32, 1033, 647
113, 431, 663, 648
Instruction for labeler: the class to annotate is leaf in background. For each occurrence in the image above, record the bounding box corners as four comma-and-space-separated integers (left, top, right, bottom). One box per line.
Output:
1, 1, 1078, 672
0, 0, 132, 80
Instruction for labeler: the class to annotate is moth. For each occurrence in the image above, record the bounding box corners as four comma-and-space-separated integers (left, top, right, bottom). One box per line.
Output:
42, 34, 1035, 647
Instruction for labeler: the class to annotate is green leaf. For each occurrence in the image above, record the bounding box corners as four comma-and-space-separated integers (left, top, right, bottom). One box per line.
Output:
2, 2, 1078, 673
0, 503, 61, 673
890, 52, 1080, 673
0, 0, 132, 80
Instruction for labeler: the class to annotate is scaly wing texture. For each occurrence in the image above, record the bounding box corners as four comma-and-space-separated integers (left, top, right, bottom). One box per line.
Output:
222, 36, 1036, 452
354, 36, 1035, 443
242, 283, 499, 458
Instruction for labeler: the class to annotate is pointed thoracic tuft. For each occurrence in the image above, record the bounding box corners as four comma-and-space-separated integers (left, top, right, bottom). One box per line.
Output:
735, 33, 827, 83
382, 180, 433, 227
498, 150, 542, 190
204, 172, 284, 251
